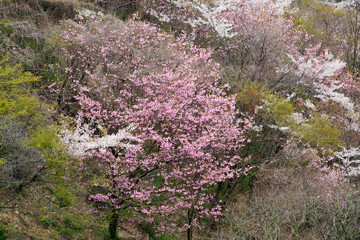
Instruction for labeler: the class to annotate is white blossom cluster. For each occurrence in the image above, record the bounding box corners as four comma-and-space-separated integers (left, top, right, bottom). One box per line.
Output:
60, 118, 142, 156
323, 0, 356, 10
291, 112, 306, 124
285, 50, 358, 122
335, 147, 360, 177
147, 0, 237, 38
192, 0, 237, 38
247, 0, 293, 14
304, 99, 315, 109
287, 51, 346, 81
314, 82, 357, 117
148, 9, 171, 23
314, 82, 360, 132
75, 9, 104, 20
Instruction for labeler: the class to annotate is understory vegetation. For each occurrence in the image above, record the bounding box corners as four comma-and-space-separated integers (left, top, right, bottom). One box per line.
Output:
1, 0, 360, 239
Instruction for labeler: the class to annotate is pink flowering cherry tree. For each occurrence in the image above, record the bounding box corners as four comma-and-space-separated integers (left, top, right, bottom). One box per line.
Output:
57, 15, 252, 239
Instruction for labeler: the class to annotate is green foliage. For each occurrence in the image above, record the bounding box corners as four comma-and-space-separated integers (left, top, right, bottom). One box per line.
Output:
263, 94, 296, 127
0, 57, 44, 123
29, 127, 67, 170
97, 229, 112, 240
300, 113, 343, 150
0, 20, 13, 36
237, 80, 343, 152
236, 80, 296, 128
64, 214, 85, 231
29, 125, 80, 183
140, 223, 157, 239
236, 80, 270, 115
46, 28, 68, 49
40, 208, 91, 239
237, 81, 288, 160
97, 229, 137, 240
0, 223, 8, 240
139, 222, 172, 240
0, 15, 65, 86
264, 97, 343, 149
0, 158, 6, 167
239, 172, 255, 193
40, 215, 60, 228
0, 57, 77, 212
29, 126, 61, 151
153, 176, 165, 188
291, 0, 346, 51
293, 17, 323, 37
15, 35, 43, 53
245, 132, 283, 159
53, 185, 74, 207
300, 0, 346, 18
28, 126, 79, 207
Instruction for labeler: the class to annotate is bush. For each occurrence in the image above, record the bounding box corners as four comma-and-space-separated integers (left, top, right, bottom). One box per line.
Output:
0, 58, 50, 192
0, 119, 45, 191
0, 58, 44, 123
236, 80, 344, 158
0, 57, 75, 212
214, 146, 358, 240
0, 222, 8, 240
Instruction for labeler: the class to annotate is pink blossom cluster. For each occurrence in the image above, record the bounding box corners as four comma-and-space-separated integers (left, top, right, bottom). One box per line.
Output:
58, 15, 252, 234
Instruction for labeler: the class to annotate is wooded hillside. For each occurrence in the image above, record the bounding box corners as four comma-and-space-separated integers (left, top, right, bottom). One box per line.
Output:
1, 0, 360, 239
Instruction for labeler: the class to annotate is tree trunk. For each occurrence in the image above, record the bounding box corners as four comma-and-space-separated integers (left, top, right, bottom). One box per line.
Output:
187, 207, 194, 240
210, 182, 224, 231
109, 209, 119, 240
187, 225, 193, 240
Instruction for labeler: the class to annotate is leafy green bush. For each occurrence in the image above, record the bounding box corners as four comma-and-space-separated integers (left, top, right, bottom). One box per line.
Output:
0, 223, 8, 240
0, 57, 77, 215
0, 58, 44, 123
237, 80, 343, 153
